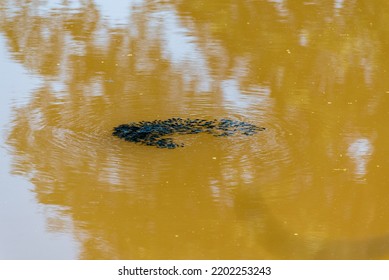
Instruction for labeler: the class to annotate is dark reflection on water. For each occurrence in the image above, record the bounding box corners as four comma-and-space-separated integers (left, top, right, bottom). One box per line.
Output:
1, 0, 389, 259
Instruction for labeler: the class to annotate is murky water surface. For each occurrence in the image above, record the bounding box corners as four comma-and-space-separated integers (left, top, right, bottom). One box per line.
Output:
1, 0, 389, 259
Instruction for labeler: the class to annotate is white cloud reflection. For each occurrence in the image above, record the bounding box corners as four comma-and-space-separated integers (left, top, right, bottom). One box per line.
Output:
347, 138, 373, 182
150, 9, 213, 92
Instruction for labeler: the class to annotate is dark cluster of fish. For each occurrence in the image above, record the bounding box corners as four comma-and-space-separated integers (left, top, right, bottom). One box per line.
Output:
113, 118, 265, 149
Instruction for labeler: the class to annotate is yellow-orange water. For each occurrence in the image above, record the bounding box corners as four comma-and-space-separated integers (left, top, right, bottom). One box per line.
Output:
1, 0, 389, 259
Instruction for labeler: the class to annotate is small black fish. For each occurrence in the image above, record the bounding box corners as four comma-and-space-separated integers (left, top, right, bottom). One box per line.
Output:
113, 118, 265, 149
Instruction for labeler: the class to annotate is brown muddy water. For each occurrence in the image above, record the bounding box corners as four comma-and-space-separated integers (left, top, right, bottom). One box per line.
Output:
0, 0, 389, 260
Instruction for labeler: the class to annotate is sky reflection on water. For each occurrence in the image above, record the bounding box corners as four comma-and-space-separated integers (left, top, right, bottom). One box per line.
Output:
1, 0, 389, 259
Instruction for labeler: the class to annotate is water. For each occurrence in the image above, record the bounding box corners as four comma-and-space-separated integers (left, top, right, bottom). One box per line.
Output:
0, 0, 389, 259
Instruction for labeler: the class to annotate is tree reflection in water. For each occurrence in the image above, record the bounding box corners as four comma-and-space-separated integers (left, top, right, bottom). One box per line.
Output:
1, 0, 389, 259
